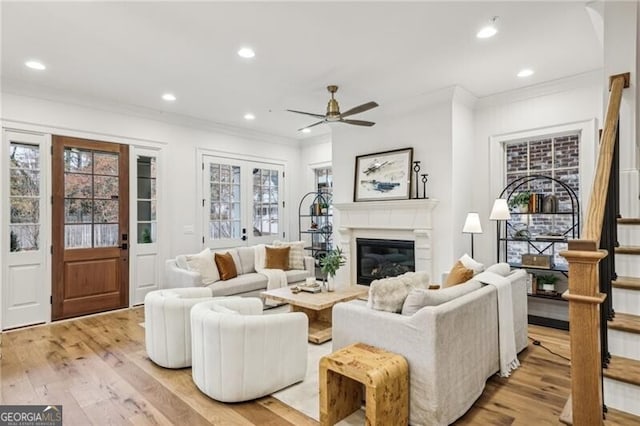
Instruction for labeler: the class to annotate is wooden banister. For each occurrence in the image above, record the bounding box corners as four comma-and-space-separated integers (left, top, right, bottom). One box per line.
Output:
560, 72, 629, 426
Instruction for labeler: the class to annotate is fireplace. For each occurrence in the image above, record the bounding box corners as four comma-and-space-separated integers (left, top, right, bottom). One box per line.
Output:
333, 199, 438, 288
357, 238, 415, 285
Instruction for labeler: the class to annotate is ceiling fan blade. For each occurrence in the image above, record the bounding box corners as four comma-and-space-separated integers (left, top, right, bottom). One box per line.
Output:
298, 120, 326, 132
286, 109, 326, 119
342, 119, 375, 127
340, 101, 379, 118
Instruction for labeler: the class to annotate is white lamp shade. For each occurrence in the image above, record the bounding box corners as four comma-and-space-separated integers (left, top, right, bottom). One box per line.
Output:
490, 199, 511, 220
462, 212, 483, 234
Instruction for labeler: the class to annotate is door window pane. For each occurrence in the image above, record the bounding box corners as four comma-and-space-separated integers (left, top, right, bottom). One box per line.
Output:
253, 167, 279, 236
9, 142, 40, 252
64, 147, 120, 248
209, 162, 241, 242
137, 156, 157, 244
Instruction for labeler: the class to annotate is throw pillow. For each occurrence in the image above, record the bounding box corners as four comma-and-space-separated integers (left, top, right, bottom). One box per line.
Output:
214, 252, 238, 281
265, 246, 290, 270
367, 271, 430, 313
274, 240, 305, 270
459, 253, 484, 274
235, 246, 256, 274
444, 260, 474, 287
401, 280, 483, 315
485, 262, 511, 277
185, 248, 220, 285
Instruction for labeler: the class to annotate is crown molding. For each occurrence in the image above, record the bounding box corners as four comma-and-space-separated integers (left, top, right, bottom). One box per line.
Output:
476, 69, 603, 109
1, 78, 300, 147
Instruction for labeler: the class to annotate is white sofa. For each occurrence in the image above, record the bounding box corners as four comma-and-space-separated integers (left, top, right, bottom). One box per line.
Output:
191, 297, 308, 402
332, 268, 528, 426
165, 245, 314, 297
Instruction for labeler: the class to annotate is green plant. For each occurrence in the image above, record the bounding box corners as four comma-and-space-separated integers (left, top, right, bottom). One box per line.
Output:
508, 191, 531, 210
320, 247, 346, 278
537, 274, 559, 285
141, 227, 152, 244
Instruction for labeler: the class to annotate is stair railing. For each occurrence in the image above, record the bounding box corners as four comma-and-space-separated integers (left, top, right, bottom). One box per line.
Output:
560, 72, 629, 425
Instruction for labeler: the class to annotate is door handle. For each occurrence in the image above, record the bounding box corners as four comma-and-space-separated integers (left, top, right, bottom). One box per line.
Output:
241, 236, 247, 241
119, 243, 128, 250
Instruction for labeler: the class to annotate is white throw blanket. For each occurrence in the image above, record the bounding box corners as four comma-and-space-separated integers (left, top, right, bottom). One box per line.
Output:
475, 271, 520, 377
254, 244, 288, 291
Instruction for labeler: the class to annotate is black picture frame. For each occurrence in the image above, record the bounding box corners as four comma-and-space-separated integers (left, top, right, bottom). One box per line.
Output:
353, 147, 413, 202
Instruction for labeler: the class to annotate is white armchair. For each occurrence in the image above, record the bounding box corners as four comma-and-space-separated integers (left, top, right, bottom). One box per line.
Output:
191, 297, 308, 402
144, 287, 215, 368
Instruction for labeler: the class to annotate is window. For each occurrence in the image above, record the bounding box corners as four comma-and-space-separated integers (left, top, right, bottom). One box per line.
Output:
504, 133, 580, 267
63, 148, 119, 248
253, 168, 279, 237
202, 155, 283, 248
137, 156, 157, 244
9, 142, 40, 252
315, 167, 332, 196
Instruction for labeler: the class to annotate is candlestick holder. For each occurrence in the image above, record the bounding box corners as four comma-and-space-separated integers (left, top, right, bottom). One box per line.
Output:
421, 174, 429, 199
413, 161, 421, 199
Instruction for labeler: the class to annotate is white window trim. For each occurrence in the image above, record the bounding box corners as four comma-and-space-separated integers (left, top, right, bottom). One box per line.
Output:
489, 119, 598, 222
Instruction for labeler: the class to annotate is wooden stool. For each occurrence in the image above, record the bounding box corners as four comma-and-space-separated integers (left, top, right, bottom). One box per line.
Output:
319, 342, 409, 426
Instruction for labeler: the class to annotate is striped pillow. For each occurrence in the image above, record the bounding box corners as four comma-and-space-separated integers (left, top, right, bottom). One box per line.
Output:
274, 240, 305, 270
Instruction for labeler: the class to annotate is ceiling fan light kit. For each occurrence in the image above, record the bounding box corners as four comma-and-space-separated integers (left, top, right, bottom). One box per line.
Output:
287, 85, 378, 131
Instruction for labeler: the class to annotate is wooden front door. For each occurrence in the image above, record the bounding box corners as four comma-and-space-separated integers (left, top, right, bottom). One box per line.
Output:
52, 136, 129, 320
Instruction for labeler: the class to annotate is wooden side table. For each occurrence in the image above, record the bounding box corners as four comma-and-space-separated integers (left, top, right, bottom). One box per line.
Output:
319, 342, 408, 426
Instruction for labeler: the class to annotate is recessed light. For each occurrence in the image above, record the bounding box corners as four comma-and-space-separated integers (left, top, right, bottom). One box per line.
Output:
517, 69, 534, 78
25, 60, 46, 70
162, 93, 176, 101
244, 113, 255, 120
238, 47, 255, 59
477, 16, 498, 39
301, 128, 311, 134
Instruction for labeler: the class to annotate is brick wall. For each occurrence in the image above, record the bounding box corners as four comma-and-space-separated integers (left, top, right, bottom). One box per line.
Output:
504, 134, 580, 268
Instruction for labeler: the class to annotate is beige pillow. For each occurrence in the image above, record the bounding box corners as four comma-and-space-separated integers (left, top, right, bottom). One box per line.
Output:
214, 252, 238, 281
274, 240, 305, 270
444, 260, 474, 287
401, 280, 483, 315
185, 248, 219, 285
265, 246, 290, 270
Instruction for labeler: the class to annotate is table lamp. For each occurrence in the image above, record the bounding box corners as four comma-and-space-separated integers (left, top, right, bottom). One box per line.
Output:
489, 199, 512, 262
462, 212, 483, 258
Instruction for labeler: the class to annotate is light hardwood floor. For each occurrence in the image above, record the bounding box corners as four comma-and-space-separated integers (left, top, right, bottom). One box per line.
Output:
1, 307, 638, 425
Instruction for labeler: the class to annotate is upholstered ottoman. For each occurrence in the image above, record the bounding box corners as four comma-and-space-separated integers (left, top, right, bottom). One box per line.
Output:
144, 287, 214, 368
191, 297, 308, 402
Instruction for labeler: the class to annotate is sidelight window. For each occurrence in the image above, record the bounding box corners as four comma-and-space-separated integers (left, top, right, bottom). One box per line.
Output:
9, 142, 41, 252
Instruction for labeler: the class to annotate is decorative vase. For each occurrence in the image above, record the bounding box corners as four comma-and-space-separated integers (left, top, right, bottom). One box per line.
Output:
326, 275, 335, 292
516, 205, 528, 213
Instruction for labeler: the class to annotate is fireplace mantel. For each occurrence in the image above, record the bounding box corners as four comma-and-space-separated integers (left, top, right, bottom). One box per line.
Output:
333, 199, 439, 286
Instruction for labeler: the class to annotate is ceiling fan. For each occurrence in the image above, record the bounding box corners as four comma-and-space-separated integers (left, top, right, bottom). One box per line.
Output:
287, 85, 378, 131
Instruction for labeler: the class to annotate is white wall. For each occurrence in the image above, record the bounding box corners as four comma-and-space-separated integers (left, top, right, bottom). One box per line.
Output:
473, 71, 604, 267
331, 88, 455, 279
1, 92, 303, 257
451, 88, 477, 258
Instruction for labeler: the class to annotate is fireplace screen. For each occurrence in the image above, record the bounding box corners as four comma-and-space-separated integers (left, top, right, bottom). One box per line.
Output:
356, 238, 415, 285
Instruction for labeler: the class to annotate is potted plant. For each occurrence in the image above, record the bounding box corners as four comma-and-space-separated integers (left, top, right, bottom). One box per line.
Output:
508, 191, 531, 213
319, 247, 346, 292
536, 273, 559, 293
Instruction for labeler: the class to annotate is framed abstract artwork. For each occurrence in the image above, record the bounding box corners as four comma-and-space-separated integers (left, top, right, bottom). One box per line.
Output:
353, 147, 413, 202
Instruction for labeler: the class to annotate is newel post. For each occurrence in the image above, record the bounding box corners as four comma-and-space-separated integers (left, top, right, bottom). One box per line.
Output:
560, 246, 607, 426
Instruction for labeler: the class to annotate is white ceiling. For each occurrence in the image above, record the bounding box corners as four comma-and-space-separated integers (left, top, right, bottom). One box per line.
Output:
1, 2, 602, 140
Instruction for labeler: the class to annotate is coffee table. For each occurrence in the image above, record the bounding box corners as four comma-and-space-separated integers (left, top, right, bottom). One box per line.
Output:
261, 284, 369, 344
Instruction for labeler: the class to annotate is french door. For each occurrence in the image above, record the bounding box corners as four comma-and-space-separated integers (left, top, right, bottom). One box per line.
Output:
52, 136, 129, 320
202, 155, 284, 249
